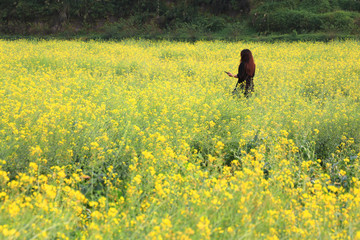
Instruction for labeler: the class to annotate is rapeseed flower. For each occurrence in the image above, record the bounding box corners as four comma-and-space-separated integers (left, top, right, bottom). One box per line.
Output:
0, 39, 359, 239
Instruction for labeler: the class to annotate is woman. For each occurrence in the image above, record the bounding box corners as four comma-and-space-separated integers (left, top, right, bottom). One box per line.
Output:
226, 49, 256, 97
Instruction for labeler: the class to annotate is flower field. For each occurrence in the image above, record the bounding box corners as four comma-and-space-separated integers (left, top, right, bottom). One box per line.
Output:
1, 39, 360, 239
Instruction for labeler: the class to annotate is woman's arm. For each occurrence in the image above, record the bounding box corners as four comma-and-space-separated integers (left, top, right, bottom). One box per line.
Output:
226, 72, 238, 78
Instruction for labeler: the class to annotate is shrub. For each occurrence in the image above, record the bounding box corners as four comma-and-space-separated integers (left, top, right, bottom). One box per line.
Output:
254, 10, 323, 33
338, 0, 360, 11
192, 16, 227, 32
300, 0, 332, 13
253, 8, 360, 34
320, 11, 359, 33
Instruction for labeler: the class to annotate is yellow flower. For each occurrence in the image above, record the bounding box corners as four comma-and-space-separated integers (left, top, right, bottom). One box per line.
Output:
227, 226, 234, 233
133, 174, 142, 185
142, 150, 154, 160
161, 217, 172, 230
107, 208, 118, 218
157, 135, 166, 142
8, 202, 20, 217
355, 231, 360, 240
91, 211, 103, 220
197, 216, 211, 239
215, 141, 225, 150
30, 146, 43, 157
29, 162, 38, 173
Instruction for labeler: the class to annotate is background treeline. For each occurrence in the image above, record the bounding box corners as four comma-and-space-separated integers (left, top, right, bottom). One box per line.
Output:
0, 0, 360, 40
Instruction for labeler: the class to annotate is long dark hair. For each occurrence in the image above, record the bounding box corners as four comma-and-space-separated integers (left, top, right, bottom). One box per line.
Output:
241, 49, 255, 77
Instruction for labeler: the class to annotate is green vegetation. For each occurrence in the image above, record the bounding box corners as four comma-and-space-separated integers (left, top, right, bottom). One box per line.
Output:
1, 38, 360, 239
0, 0, 359, 41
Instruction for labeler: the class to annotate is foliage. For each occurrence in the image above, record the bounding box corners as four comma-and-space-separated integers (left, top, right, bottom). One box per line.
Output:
321, 10, 360, 33
338, 0, 360, 11
299, 0, 332, 13
252, 5, 360, 34
1, 0, 359, 37
253, 10, 324, 33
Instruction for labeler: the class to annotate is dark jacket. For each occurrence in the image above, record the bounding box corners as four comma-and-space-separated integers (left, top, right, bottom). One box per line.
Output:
237, 62, 254, 97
